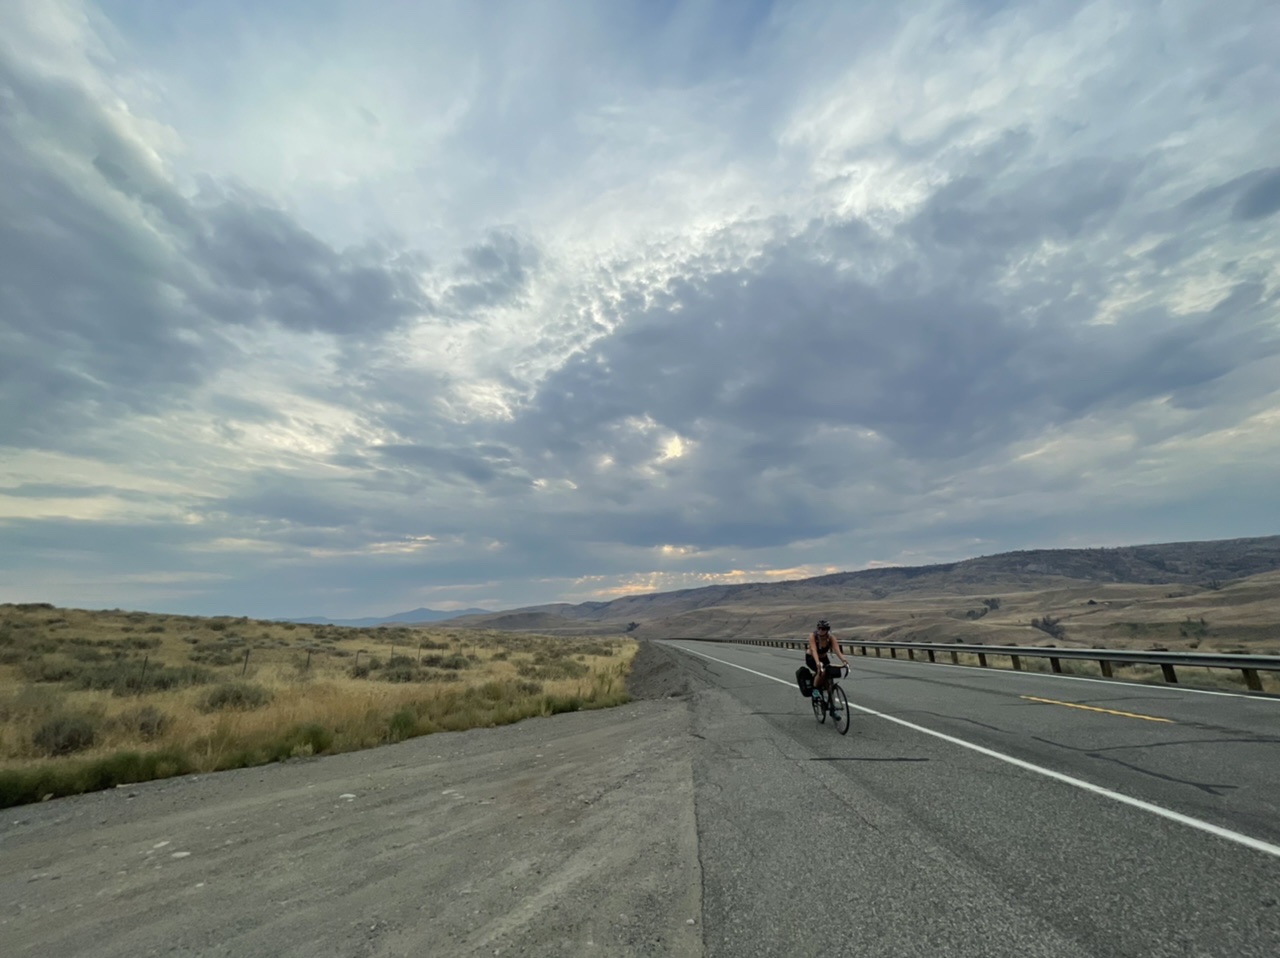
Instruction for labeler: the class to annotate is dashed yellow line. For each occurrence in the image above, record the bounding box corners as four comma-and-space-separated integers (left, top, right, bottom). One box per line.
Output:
1020, 695, 1175, 723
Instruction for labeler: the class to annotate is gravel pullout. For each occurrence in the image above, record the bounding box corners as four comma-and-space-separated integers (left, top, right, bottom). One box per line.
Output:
2, 645, 703, 957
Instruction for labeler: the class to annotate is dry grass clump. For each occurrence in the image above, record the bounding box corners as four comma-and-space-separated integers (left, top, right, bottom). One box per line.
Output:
0, 604, 636, 808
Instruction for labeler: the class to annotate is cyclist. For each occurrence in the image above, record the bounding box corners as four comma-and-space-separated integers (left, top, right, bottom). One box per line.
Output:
806, 619, 849, 719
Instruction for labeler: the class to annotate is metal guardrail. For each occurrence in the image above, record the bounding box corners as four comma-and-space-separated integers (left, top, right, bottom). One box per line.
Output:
667, 636, 1280, 693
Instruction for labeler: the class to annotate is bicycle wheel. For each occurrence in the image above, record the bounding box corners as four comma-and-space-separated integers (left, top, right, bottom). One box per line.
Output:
832, 684, 850, 735
812, 689, 825, 724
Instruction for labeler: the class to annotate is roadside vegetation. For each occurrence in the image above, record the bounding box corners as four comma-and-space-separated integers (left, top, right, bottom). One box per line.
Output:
0, 603, 635, 808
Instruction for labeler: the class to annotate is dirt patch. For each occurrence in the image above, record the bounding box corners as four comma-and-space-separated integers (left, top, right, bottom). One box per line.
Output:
1, 699, 703, 957
627, 640, 698, 700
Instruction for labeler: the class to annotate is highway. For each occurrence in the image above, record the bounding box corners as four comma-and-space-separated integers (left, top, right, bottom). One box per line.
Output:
663, 640, 1280, 958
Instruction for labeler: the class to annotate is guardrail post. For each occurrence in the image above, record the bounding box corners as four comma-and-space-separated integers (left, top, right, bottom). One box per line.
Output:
1161, 663, 1178, 684
1010, 655, 1021, 670
907, 648, 914, 660
875, 648, 882, 657
1050, 657, 1062, 674
977, 652, 988, 667
860, 647, 867, 656
890, 648, 897, 659
1242, 668, 1263, 692
951, 650, 959, 664
927, 649, 936, 663
1099, 660, 1113, 678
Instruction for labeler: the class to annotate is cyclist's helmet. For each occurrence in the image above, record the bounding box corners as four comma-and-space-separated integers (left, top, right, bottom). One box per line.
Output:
816, 619, 830, 631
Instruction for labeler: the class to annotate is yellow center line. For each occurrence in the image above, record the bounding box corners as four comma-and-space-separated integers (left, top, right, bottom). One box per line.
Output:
1019, 695, 1175, 723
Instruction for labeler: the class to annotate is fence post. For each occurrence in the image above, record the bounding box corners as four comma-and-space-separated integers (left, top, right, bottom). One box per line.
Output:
241, 649, 250, 676
305, 648, 313, 671
138, 653, 149, 694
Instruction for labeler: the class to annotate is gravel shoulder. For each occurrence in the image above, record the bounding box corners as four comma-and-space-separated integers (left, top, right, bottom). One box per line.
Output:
1, 643, 702, 957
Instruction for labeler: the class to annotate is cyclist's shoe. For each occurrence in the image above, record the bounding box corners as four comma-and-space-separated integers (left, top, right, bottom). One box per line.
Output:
830, 709, 842, 720
811, 689, 822, 701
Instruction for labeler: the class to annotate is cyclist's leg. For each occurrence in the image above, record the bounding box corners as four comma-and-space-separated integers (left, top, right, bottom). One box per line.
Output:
805, 653, 822, 698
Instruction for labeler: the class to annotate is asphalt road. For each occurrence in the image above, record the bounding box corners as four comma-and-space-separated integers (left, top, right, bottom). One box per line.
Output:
667, 640, 1280, 958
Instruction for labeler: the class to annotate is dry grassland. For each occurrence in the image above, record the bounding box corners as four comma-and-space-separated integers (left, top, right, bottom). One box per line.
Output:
0, 604, 635, 808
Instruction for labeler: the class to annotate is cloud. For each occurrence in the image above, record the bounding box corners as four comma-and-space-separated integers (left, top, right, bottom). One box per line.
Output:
2, 0, 1279, 617
1233, 168, 1280, 222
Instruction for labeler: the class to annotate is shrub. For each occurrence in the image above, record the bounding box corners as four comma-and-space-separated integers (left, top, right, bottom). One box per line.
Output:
421, 653, 470, 670
59, 661, 211, 696
1179, 617, 1209, 639
22, 658, 78, 683
274, 722, 333, 759
208, 622, 227, 632
387, 709, 417, 742
1030, 615, 1066, 640
33, 714, 97, 756
380, 666, 424, 683
113, 706, 171, 741
200, 682, 272, 712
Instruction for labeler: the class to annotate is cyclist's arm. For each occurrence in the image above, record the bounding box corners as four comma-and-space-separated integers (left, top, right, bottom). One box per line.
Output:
806, 633, 821, 669
832, 634, 849, 665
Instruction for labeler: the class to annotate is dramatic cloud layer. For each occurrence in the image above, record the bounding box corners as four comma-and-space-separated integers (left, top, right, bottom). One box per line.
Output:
2, 0, 1278, 616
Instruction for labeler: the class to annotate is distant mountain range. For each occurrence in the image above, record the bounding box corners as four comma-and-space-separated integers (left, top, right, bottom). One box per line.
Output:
443, 534, 1280, 638
280, 607, 491, 628
278, 535, 1280, 639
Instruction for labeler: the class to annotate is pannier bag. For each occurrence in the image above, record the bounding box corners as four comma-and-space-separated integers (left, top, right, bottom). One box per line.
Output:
795, 665, 814, 698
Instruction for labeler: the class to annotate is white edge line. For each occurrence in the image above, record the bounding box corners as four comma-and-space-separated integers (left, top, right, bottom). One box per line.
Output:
738, 643, 1275, 701
670, 643, 1280, 861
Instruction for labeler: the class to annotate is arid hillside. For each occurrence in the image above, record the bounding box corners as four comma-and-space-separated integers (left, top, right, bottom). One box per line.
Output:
449, 536, 1280, 654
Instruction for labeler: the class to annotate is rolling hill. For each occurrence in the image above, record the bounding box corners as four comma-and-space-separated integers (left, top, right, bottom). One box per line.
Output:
446, 535, 1280, 651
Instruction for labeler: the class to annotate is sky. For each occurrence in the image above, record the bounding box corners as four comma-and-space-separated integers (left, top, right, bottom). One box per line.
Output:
1, 0, 1278, 619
